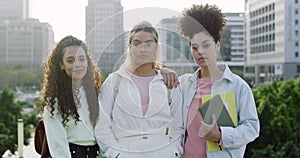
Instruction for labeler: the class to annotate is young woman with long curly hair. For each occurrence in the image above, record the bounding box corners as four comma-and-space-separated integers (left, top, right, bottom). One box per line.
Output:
40, 35, 101, 158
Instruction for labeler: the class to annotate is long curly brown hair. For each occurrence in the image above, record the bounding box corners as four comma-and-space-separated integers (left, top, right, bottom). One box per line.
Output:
178, 4, 227, 43
40, 35, 101, 127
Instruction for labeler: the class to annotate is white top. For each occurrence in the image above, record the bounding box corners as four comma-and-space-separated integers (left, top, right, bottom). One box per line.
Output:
94, 68, 184, 157
43, 87, 97, 158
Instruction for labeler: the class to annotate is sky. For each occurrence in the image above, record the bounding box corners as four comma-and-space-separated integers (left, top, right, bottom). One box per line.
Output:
31, 0, 245, 42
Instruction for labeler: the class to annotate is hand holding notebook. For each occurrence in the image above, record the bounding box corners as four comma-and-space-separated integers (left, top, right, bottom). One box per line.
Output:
198, 94, 235, 127
198, 93, 237, 152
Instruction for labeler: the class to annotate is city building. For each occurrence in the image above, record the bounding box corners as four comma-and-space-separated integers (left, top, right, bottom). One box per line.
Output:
0, 18, 54, 67
0, 0, 54, 67
86, 0, 124, 72
157, 17, 195, 75
245, 0, 300, 86
221, 13, 245, 71
0, 0, 31, 20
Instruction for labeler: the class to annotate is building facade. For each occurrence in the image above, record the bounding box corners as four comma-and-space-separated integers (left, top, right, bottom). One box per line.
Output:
0, 18, 54, 67
221, 13, 245, 71
157, 17, 195, 75
245, 0, 300, 86
0, 0, 54, 67
0, 0, 31, 19
86, 0, 124, 72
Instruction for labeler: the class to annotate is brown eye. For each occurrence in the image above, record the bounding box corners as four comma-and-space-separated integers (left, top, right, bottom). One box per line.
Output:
145, 42, 156, 48
79, 57, 86, 62
66, 59, 74, 64
132, 42, 140, 46
191, 46, 198, 51
203, 43, 211, 49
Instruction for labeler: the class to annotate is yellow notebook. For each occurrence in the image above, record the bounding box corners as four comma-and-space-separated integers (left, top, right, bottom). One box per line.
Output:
201, 92, 238, 152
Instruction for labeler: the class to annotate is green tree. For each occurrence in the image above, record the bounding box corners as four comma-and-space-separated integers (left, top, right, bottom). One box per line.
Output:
245, 78, 300, 158
0, 65, 43, 90
0, 87, 38, 156
101, 71, 110, 83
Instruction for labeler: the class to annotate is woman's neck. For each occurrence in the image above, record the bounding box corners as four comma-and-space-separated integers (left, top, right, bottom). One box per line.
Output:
72, 79, 82, 89
199, 66, 223, 80
131, 64, 156, 77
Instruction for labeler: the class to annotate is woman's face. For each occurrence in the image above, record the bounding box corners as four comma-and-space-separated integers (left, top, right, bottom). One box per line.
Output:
190, 32, 220, 68
129, 31, 157, 67
60, 46, 88, 82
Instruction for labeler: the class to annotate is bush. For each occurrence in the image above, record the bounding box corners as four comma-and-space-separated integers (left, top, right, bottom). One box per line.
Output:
245, 78, 300, 158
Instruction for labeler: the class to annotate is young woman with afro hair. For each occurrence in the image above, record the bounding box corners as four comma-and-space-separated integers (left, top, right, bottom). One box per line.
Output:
177, 4, 260, 158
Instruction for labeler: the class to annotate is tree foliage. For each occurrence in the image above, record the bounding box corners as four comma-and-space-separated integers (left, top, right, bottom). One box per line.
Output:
0, 87, 39, 156
0, 65, 43, 90
245, 78, 300, 158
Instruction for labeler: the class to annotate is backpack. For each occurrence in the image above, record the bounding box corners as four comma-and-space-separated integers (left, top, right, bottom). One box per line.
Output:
34, 120, 51, 158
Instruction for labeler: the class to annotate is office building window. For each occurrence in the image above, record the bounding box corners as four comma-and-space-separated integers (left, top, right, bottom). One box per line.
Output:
296, 30, 299, 36
268, 4, 272, 11
296, 20, 299, 25
296, 41, 299, 47
296, 9, 299, 15
296, 0, 298, 4
296, 52, 299, 58
298, 65, 300, 73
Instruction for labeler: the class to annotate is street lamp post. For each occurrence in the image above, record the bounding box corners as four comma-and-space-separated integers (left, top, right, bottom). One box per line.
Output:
17, 119, 23, 158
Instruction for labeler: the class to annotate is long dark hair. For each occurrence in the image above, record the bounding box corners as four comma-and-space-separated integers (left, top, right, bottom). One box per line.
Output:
40, 35, 101, 127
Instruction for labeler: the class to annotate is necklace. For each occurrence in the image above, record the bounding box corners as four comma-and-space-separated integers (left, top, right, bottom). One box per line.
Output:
72, 85, 81, 108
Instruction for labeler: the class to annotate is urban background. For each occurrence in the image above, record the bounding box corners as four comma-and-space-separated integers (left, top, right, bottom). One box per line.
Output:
0, 0, 299, 157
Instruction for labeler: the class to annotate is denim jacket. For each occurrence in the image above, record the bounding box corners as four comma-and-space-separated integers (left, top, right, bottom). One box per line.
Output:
179, 64, 260, 158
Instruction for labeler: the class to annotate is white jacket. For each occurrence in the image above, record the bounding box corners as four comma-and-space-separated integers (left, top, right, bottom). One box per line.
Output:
94, 69, 184, 158
44, 87, 97, 158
